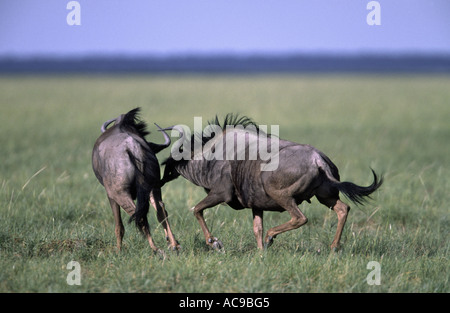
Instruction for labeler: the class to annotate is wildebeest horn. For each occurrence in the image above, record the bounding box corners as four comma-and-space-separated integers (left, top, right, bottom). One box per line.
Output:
101, 118, 116, 133
154, 123, 171, 147
158, 125, 186, 139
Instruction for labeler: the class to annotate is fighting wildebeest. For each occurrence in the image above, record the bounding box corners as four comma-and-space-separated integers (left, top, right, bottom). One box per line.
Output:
161, 114, 383, 250
92, 108, 180, 253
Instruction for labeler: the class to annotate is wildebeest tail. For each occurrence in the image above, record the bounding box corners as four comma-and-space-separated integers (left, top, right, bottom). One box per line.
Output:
127, 150, 151, 233
331, 169, 383, 205
317, 152, 383, 205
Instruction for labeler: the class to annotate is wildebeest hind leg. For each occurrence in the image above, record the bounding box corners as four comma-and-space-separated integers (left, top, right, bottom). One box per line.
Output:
111, 192, 160, 253
317, 196, 350, 250
150, 189, 181, 251
108, 197, 124, 251
264, 197, 308, 248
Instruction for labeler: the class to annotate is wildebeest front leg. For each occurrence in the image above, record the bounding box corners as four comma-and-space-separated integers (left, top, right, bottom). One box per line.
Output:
192, 193, 225, 250
150, 189, 181, 251
252, 209, 264, 250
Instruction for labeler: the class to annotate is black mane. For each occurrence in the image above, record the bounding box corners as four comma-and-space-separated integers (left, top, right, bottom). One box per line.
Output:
161, 113, 259, 185
211, 113, 258, 131
120, 107, 150, 138
195, 113, 259, 147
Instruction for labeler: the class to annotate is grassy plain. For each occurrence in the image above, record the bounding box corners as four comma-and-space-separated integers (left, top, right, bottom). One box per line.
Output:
0, 74, 448, 292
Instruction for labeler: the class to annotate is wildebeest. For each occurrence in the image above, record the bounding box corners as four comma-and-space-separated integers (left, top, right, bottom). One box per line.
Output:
162, 114, 383, 250
92, 108, 180, 253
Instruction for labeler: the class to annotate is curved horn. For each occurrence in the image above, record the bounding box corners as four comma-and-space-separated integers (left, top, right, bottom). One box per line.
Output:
100, 118, 116, 133
150, 124, 185, 154
159, 125, 186, 138
154, 123, 171, 147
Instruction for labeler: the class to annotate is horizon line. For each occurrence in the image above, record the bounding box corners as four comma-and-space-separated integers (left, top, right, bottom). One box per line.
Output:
2, 50, 450, 61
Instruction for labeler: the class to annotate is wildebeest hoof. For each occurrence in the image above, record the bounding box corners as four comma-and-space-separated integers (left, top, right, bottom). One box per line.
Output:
212, 240, 224, 251
207, 237, 224, 251
172, 245, 182, 251
154, 248, 166, 260
168, 244, 182, 255
330, 241, 341, 251
165, 237, 181, 253
264, 236, 274, 249
330, 245, 341, 253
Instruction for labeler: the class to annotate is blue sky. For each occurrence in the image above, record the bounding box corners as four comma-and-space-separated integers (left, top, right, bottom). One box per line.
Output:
1, 0, 449, 57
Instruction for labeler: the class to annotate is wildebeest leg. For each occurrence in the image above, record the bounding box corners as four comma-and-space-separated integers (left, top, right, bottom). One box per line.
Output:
150, 189, 181, 251
252, 209, 264, 250
318, 197, 350, 250
192, 193, 226, 250
110, 191, 160, 253
108, 197, 124, 251
139, 215, 160, 253
264, 197, 308, 248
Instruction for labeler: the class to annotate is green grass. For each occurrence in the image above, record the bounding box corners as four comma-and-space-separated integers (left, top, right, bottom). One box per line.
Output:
0, 74, 448, 292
